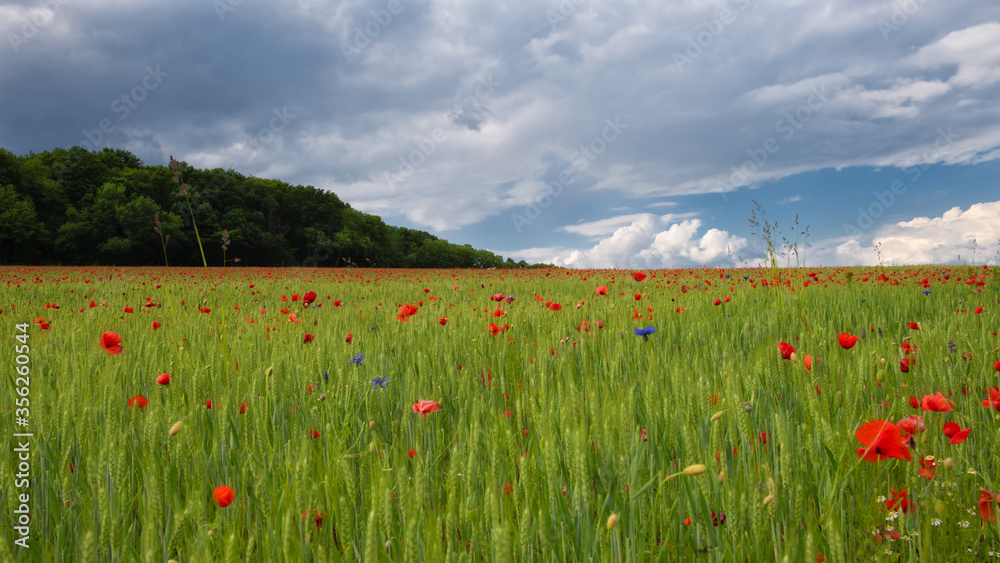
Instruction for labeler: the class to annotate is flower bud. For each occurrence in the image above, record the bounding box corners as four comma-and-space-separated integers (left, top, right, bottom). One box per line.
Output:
169, 421, 183, 436
370, 420, 377, 430
710, 411, 725, 422
683, 464, 707, 476
943, 457, 954, 470
606, 513, 619, 530
763, 494, 774, 505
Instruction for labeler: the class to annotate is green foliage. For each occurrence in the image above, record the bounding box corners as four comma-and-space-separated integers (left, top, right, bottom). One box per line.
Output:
3, 265, 999, 560
0, 146, 519, 268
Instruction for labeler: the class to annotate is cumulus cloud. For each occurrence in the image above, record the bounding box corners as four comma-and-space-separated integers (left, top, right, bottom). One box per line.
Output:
539, 215, 747, 268
827, 200, 1000, 266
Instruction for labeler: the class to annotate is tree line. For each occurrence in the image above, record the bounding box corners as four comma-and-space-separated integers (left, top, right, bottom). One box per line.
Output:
0, 146, 539, 268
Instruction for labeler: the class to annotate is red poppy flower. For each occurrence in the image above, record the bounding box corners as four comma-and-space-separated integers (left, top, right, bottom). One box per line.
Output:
855, 420, 911, 462
919, 455, 936, 480
488, 323, 501, 336
942, 422, 970, 444
896, 415, 925, 435
975, 306, 983, 314
920, 392, 953, 412
906, 322, 919, 330
980, 489, 1000, 522
713, 298, 722, 306
439, 316, 448, 325
908, 396, 919, 409
900, 342, 915, 354
885, 489, 915, 514
303, 333, 314, 343
333, 300, 341, 307
152, 321, 161, 330
838, 334, 858, 349
156, 373, 170, 385
213, 485, 235, 508
408, 449, 415, 458
123, 306, 133, 314
127, 395, 148, 408
777, 342, 796, 360
632, 272, 647, 281
396, 303, 418, 322
595, 285, 608, 295
309, 430, 320, 439
900, 358, 915, 372
412, 399, 440, 417
984, 388, 1000, 410
633, 293, 642, 301
100, 331, 123, 355
995, 361, 1000, 372
206, 399, 213, 409
345, 333, 353, 344
303, 291, 317, 306
239, 402, 248, 414
804, 355, 818, 372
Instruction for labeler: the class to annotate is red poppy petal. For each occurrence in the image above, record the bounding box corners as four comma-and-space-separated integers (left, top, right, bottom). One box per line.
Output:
949, 428, 970, 444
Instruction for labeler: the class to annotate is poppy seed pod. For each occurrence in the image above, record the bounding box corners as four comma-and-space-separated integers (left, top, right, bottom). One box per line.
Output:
683, 464, 707, 476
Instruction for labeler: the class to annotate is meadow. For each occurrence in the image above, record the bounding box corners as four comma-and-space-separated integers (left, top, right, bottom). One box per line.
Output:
1, 264, 998, 562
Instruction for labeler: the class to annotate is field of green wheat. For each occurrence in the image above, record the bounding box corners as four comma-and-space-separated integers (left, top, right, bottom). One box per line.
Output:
1, 265, 998, 562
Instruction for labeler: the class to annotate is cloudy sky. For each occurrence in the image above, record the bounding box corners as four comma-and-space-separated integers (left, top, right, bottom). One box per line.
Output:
3, 0, 1000, 268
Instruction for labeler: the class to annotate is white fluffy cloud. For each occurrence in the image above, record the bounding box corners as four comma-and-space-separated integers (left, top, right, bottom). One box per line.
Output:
540, 215, 747, 268
828, 200, 1000, 265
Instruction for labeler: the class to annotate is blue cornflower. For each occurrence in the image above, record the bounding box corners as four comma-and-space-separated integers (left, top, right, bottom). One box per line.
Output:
506, 295, 515, 303
323, 370, 329, 382
633, 326, 656, 341
349, 352, 364, 366
372, 376, 388, 389
922, 290, 932, 295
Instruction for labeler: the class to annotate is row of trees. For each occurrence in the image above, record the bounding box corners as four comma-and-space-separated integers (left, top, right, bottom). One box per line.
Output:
0, 147, 535, 268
